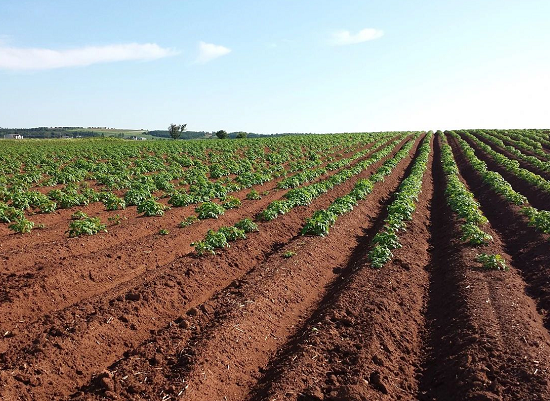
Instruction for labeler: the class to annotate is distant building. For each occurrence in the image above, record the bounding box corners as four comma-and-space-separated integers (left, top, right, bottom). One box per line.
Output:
61, 135, 73, 139
4, 134, 23, 139
130, 136, 146, 141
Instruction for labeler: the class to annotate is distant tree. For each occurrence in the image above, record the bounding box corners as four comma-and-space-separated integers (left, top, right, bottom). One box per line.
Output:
215, 130, 228, 139
168, 123, 187, 140
235, 131, 247, 139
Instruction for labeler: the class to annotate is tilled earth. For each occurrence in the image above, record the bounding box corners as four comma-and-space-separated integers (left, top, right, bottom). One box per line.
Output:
1, 133, 550, 401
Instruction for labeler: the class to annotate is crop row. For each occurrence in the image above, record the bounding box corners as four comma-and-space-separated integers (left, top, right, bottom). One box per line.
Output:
439, 133, 492, 246
450, 131, 550, 236
0, 134, 399, 235
190, 135, 416, 254
300, 137, 416, 236
471, 130, 550, 173
367, 132, 433, 268
258, 136, 410, 221
460, 130, 550, 196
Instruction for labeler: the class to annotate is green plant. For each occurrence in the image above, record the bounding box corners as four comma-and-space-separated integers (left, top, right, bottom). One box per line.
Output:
158, 228, 170, 235
222, 196, 241, 209
102, 193, 126, 211
8, 218, 34, 233
246, 189, 261, 200
191, 240, 214, 256
218, 226, 246, 241
169, 191, 195, 207
179, 215, 198, 228
282, 250, 296, 258
195, 201, 225, 219
137, 199, 167, 216
0, 204, 24, 223
71, 210, 88, 220
234, 218, 258, 233
67, 217, 107, 237
108, 214, 125, 225
301, 210, 337, 236
369, 245, 393, 269
475, 253, 507, 271
460, 222, 493, 246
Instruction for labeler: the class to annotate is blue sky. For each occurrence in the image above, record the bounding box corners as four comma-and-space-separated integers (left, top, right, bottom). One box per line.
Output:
1, 0, 549, 133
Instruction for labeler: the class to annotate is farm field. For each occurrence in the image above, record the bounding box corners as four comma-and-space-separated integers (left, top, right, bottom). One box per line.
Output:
1, 129, 550, 400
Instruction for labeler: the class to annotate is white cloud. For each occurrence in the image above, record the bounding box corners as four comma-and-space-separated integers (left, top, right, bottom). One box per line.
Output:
0, 43, 177, 71
196, 41, 231, 64
330, 28, 384, 46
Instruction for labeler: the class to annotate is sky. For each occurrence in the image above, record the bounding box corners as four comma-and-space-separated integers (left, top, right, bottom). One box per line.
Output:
0, 0, 549, 134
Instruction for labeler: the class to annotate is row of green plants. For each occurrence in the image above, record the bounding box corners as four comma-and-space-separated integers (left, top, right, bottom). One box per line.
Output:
472, 130, 550, 173
301, 138, 416, 236
189, 135, 419, 255
258, 137, 410, 221
450, 132, 528, 205
496, 129, 550, 158
191, 218, 259, 255
461, 131, 550, 196
439, 134, 492, 246
1, 134, 397, 234
276, 136, 394, 189
367, 132, 433, 268
451, 131, 550, 236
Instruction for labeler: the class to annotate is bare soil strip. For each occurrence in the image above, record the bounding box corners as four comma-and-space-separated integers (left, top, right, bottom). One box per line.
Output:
0, 137, 415, 400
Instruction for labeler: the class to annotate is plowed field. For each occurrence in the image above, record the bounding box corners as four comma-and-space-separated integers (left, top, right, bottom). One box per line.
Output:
1, 130, 550, 401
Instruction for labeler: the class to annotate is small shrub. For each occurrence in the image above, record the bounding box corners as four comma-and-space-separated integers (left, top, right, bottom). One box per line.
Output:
158, 228, 170, 235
